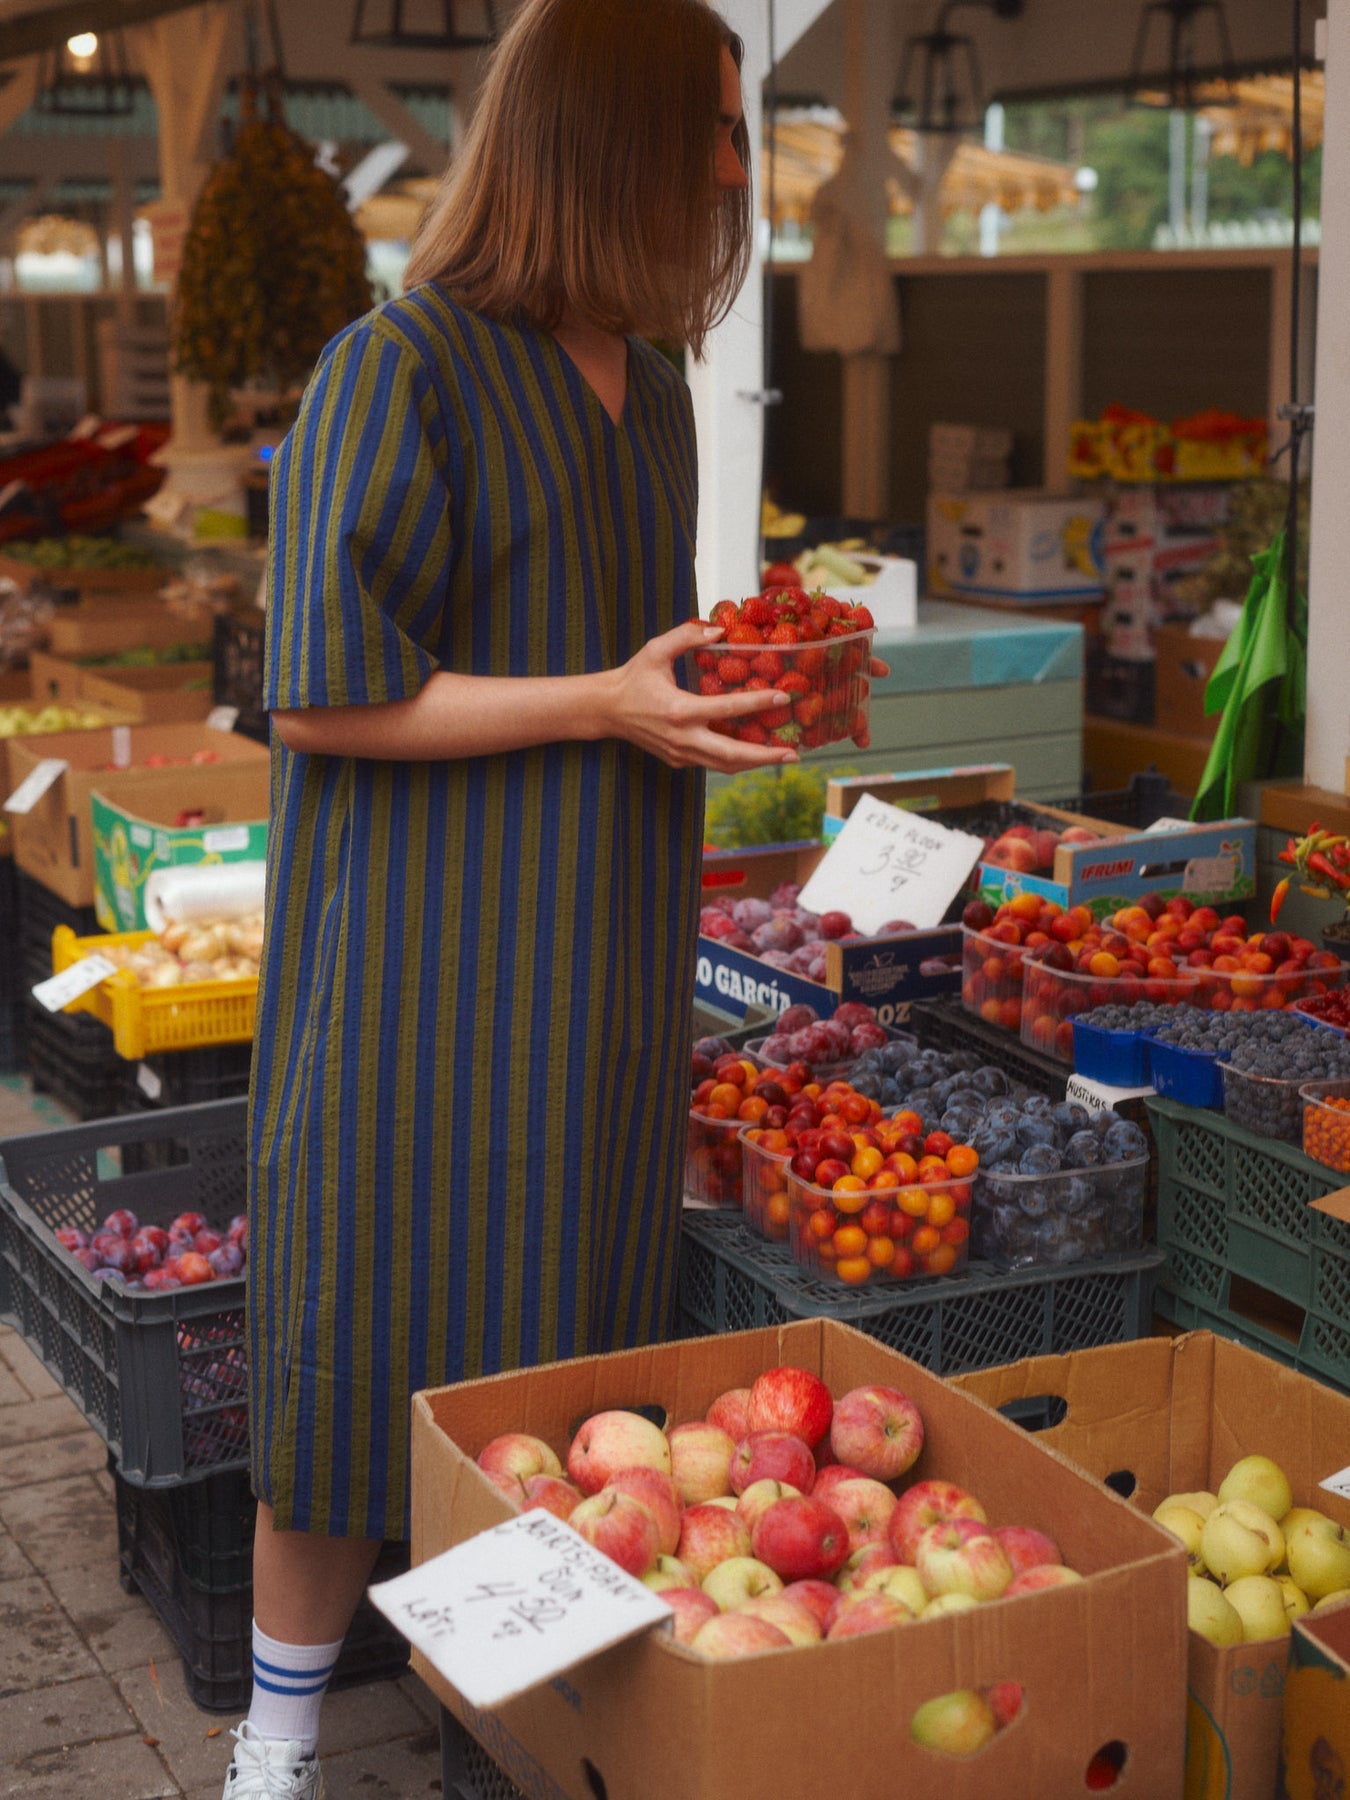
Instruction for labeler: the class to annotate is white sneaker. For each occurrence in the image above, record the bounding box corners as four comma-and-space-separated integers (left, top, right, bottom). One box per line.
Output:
221, 1721, 326, 1798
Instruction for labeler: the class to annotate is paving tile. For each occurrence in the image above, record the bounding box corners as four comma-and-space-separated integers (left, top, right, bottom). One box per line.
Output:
0, 1362, 27, 1408
0, 1666, 140, 1763
396, 1668, 441, 1725
315, 1673, 426, 1755
45, 1558, 182, 1676
318, 1723, 443, 1799
0, 1524, 32, 1582
0, 1732, 179, 1798
43, 1546, 142, 1628
86, 1602, 181, 1678
116, 1655, 246, 1794
0, 1392, 88, 1449
0, 1428, 107, 1489
0, 1472, 117, 1570
0, 1573, 101, 1691
0, 1331, 63, 1401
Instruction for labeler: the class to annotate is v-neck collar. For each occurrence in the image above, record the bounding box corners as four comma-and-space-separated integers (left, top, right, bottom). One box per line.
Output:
549, 331, 631, 432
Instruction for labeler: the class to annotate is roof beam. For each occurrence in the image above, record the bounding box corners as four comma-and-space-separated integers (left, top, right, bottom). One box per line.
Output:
0, 0, 208, 67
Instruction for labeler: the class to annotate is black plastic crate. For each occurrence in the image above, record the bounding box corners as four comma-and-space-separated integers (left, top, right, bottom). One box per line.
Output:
0, 995, 26, 1075
114, 1465, 410, 1712
212, 611, 268, 744
0, 1098, 250, 1484
25, 999, 128, 1120
16, 868, 99, 989
678, 1210, 1165, 1370
1047, 769, 1189, 832
122, 1043, 255, 1112
1086, 640, 1155, 724
906, 994, 1068, 1098
0, 853, 21, 1001
440, 1710, 531, 1800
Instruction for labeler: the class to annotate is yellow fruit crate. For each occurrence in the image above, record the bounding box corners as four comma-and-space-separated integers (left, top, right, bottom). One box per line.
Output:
50, 924, 257, 1060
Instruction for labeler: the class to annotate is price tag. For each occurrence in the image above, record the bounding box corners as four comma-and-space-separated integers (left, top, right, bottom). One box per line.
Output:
797, 793, 985, 934
31, 954, 117, 1013
1066, 1073, 1154, 1114
206, 705, 239, 733
136, 1062, 163, 1101
367, 1510, 672, 1710
203, 826, 249, 853
4, 758, 68, 814
1183, 853, 1238, 893
1144, 817, 1199, 835
110, 726, 132, 769
1319, 1463, 1350, 1503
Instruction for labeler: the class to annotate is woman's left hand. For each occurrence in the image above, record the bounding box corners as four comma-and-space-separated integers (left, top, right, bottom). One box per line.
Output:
870, 656, 889, 678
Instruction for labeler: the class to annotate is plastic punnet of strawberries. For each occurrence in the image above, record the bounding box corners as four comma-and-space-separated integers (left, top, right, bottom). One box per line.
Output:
693, 590, 876, 752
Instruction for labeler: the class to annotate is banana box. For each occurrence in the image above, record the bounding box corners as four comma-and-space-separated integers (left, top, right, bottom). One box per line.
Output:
926, 491, 1106, 602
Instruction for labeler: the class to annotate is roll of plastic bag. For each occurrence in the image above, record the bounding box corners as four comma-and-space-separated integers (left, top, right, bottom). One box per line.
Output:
144, 861, 266, 934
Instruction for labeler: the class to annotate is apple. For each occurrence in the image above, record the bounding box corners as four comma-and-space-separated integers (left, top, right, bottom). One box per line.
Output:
828, 1385, 924, 1481
1218, 1455, 1293, 1523
1168, 1489, 1218, 1518
1223, 1574, 1293, 1642
993, 1524, 1060, 1577
834, 1543, 898, 1594
1313, 1591, 1350, 1613
747, 1365, 833, 1448
915, 1518, 1013, 1601
888, 1480, 988, 1563
690, 1613, 791, 1660
739, 1593, 823, 1645
656, 1586, 718, 1645
826, 1591, 916, 1639
1003, 1564, 1083, 1596
1287, 1518, 1350, 1600
706, 1387, 753, 1441
567, 1410, 671, 1495
1281, 1505, 1335, 1548
858, 1563, 928, 1614
736, 1478, 804, 1533
751, 1496, 851, 1581
780, 1579, 843, 1633
810, 1463, 869, 1503
701, 1555, 783, 1612
1152, 1499, 1209, 1570
641, 1554, 696, 1591
1187, 1577, 1244, 1647
729, 1430, 816, 1496
520, 1474, 581, 1521
676, 1503, 753, 1582
1275, 1573, 1311, 1621
908, 1689, 998, 1758
568, 1490, 660, 1578
987, 1682, 1024, 1729
481, 1469, 526, 1504
1201, 1500, 1284, 1583
922, 1593, 980, 1619
603, 1468, 682, 1556
477, 1432, 563, 1482
702, 1496, 741, 1511
825, 1477, 898, 1556
667, 1421, 737, 1505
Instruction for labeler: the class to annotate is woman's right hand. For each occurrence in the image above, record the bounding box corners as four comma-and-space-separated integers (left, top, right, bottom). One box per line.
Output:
600, 621, 802, 773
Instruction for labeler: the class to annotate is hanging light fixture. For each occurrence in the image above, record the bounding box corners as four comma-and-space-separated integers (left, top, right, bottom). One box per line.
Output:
895, 0, 1024, 135
1130, 0, 1238, 111
350, 0, 498, 51
35, 28, 138, 119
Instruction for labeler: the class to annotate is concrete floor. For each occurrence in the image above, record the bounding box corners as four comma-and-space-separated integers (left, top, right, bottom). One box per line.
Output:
0, 1073, 444, 1799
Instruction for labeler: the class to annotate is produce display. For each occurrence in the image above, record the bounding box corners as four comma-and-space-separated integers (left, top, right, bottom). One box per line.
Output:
4, 534, 165, 571
1302, 1081, 1350, 1172
703, 764, 839, 850
1294, 989, 1350, 1034
91, 748, 222, 772
700, 880, 957, 986
96, 913, 264, 988
476, 1360, 1073, 1748
753, 999, 890, 1080
1152, 1454, 1350, 1648
695, 590, 874, 751
54, 1202, 247, 1291
971, 1105, 1148, 1270
0, 702, 114, 739
1221, 1020, 1350, 1140
980, 819, 1101, 876
79, 643, 209, 668
764, 542, 881, 592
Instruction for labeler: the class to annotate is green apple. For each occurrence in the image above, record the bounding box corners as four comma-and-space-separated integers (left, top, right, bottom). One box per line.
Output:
1281, 1506, 1334, 1559
701, 1556, 782, 1612
1287, 1518, 1350, 1601
1275, 1573, 1310, 1622
859, 1563, 928, 1613
1152, 1500, 1209, 1572
641, 1554, 695, 1591
1168, 1489, 1219, 1519
1187, 1577, 1245, 1647
1201, 1500, 1284, 1584
1313, 1590, 1350, 1612
922, 1592, 980, 1619
1218, 1456, 1293, 1524
1223, 1575, 1293, 1642
909, 1689, 998, 1758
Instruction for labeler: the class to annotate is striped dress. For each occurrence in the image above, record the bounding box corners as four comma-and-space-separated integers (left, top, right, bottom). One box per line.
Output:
247, 286, 703, 1541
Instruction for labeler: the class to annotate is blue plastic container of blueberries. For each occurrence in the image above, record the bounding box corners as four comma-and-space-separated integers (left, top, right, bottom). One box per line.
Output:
1147, 1037, 1229, 1109
1071, 1018, 1157, 1088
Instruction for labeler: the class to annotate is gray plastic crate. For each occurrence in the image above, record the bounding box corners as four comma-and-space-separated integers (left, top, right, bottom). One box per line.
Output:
440, 1709, 533, 1800
0, 1098, 249, 1486
678, 1210, 1165, 1371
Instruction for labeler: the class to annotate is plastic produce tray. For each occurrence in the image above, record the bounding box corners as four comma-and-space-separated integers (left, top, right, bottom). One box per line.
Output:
52, 924, 257, 1058
905, 994, 1068, 1099
0, 852, 21, 1002
121, 1042, 254, 1112
0, 1098, 250, 1485
16, 867, 98, 987
1148, 1036, 1228, 1109
1148, 1094, 1350, 1389
678, 1209, 1165, 1370
115, 1464, 409, 1712
212, 610, 268, 744
1071, 1016, 1156, 1087
441, 1710, 531, 1800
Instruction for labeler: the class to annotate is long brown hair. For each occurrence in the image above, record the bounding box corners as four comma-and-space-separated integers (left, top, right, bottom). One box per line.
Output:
403, 0, 752, 357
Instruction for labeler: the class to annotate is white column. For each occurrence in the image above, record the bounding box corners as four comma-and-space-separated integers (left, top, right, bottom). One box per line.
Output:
1305, 0, 1350, 793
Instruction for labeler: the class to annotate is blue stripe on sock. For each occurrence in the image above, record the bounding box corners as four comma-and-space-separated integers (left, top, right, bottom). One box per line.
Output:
253, 1652, 338, 1680
251, 1671, 333, 1696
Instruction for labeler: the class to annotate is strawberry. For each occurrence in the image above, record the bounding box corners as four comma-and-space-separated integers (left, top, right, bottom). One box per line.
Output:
741, 595, 778, 629
778, 670, 811, 695
770, 721, 802, 745
725, 622, 765, 646
800, 724, 827, 749
737, 720, 769, 744
709, 599, 738, 627
827, 619, 856, 637
698, 672, 726, 697
693, 649, 718, 671
851, 711, 871, 749
717, 655, 751, 685
849, 604, 875, 629
744, 676, 772, 691
768, 621, 801, 646
793, 691, 824, 727
750, 651, 785, 683
757, 705, 792, 729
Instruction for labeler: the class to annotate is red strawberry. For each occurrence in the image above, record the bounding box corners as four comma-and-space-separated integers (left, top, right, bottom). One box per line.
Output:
717, 655, 751, 685
698, 672, 727, 697
768, 622, 801, 646
851, 712, 871, 749
793, 692, 824, 727
826, 620, 855, 638
778, 671, 811, 695
694, 649, 718, 671
741, 595, 778, 628
709, 599, 738, 627
737, 721, 769, 744
750, 651, 785, 683
849, 604, 875, 629
744, 676, 772, 691
758, 705, 793, 729
770, 722, 802, 746
725, 622, 765, 646
800, 724, 827, 749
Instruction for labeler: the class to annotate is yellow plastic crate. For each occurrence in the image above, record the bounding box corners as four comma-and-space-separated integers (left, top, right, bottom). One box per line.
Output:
51, 924, 257, 1060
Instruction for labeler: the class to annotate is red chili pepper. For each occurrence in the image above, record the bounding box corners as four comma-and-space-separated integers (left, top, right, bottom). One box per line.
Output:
1308, 851, 1350, 889
1270, 877, 1290, 923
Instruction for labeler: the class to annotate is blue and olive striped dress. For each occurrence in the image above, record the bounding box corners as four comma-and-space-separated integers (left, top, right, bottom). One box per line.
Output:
246, 286, 703, 1540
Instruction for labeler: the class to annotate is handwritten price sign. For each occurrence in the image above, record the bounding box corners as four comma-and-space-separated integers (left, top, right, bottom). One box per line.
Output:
367, 1510, 673, 1707
798, 792, 986, 933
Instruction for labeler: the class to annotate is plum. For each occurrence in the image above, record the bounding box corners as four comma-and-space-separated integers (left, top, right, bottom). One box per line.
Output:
731, 897, 774, 930
877, 919, 917, 935
777, 1003, 819, 1034
701, 911, 740, 940
769, 881, 802, 909
752, 917, 803, 954
832, 1002, 878, 1031
1061, 1130, 1102, 1169
818, 910, 853, 940
758, 950, 794, 969
1102, 1119, 1148, 1162
694, 1035, 733, 1061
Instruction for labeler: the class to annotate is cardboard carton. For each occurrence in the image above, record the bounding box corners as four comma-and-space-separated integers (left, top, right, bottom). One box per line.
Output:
1282, 1602, 1350, 1800
956, 1331, 1350, 1800
5, 722, 269, 908
46, 599, 211, 659
1154, 624, 1227, 741
411, 1318, 1187, 1800
0, 552, 169, 599
926, 490, 1107, 602
90, 764, 268, 931
29, 650, 214, 724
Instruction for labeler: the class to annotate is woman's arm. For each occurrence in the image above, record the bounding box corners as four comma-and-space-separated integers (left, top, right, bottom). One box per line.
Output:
271, 620, 804, 773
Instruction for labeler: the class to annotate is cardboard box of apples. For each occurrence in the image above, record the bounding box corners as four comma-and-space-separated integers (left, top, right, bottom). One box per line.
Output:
957, 1331, 1350, 1800
411, 1320, 1186, 1800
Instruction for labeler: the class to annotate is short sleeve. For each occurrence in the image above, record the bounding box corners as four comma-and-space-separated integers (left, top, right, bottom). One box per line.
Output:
265, 319, 451, 710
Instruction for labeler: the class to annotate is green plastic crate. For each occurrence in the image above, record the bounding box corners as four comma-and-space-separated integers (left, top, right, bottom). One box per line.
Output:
677, 1211, 1165, 1371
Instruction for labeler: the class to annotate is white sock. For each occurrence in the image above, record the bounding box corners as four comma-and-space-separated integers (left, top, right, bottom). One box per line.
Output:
246, 1622, 344, 1757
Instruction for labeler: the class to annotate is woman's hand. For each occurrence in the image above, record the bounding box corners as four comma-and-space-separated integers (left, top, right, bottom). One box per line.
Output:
599, 620, 802, 773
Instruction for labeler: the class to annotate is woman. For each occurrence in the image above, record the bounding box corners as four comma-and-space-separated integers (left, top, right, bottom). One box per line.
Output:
223, 3, 795, 1793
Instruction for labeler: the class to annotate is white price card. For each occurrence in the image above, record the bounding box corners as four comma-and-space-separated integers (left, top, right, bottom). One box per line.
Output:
32, 954, 117, 1014
1066, 1074, 1154, 1114
4, 758, 68, 814
367, 1510, 672, 1710
1319, 1462, 1350, 1503
797, 792, 986, 934
136, 1062, 163, 1100
1183, 853, 1238, 893
206, 705, 239, 733
111, 725, 132, 769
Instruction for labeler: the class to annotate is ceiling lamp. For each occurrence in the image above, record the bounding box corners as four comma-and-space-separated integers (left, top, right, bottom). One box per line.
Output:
350, 0, 498, 51
895, 0, 1025, 135
35, 27, 137, 118
1130, 0, 1237, 111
